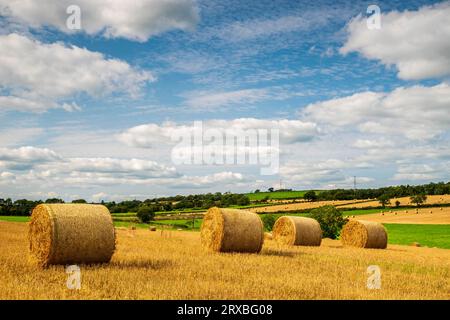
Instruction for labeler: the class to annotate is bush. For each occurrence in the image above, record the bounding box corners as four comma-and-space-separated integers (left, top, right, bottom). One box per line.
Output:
261, 214, 277, 231
304, 190, 318, 202
308, 206, 348, 239
411, 194, 427, 206
137, 206, 156, 223
377, 194, 391, 208
72, 199, 87, 204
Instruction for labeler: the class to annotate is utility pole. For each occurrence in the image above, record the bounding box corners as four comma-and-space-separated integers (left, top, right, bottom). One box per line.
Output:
353, 176, 357, 190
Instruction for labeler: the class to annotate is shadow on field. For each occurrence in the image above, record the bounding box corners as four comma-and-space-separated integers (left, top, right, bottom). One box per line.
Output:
261, 249, 296, 257
111, 259, 174, 270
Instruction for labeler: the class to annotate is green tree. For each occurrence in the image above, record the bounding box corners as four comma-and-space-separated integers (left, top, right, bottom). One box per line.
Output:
261, 214, 276, 231
304, 190, 318, 202
254, 189, 260, 193
308, 205, 348, 239
377, 194, 391, 208
268, 187, 274, 192
72, 199, 87, 204
137, 206, 156, 223
395, 200, 401, 207
410, 194, 427, 207
45, 198, 65, 204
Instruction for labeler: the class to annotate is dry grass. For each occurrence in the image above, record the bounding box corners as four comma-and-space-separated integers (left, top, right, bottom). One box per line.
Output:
0, 221, 449, 300
352, 207, 450, 224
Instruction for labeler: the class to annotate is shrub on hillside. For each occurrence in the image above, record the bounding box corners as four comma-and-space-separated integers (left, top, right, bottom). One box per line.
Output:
308, 205, 348, 239
261, 214, 277, 231
304, 190, 318, 202
137, 206, 156, 223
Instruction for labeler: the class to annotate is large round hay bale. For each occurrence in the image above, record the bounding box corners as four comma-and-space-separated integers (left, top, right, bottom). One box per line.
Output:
272, 216, 322, 246
29, 204, 116, 267
200, 207, 264, 253
341, 220, 387, 249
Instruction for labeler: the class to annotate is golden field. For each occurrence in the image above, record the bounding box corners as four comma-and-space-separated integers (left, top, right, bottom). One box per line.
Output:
351, 207, 450, 224
250, 195, 450, 213
0, 221, 449, 300
249, 199, 367, 213
337, 194, 450, 209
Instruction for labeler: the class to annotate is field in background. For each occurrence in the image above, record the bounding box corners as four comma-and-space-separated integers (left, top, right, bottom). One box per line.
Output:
351, 207, 450, 224
249, 199, 370, 213
337, 194, 450, 209
0, 221, 448, 300
245, 190, 308, 201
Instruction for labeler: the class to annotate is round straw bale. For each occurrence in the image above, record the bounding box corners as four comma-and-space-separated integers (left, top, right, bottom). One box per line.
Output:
29, 204, 116, 267
341, 220, 387, 249
200, 207, 264, 253
272, 216, 322, 246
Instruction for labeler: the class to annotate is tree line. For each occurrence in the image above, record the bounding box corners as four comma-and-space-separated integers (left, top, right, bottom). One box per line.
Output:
0, 193, 250, 216
304, 181, 450, 202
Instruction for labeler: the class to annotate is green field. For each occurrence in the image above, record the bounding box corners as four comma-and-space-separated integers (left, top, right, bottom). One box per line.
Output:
246, 190, 309, 201
383, 223, 450, 249
0, 216, 29, 222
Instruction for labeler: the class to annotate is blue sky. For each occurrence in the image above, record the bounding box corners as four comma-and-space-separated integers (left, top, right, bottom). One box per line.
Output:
0, 0, 449, 201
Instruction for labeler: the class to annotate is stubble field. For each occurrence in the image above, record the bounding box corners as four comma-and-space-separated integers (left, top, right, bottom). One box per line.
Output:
0, 221, 449, 300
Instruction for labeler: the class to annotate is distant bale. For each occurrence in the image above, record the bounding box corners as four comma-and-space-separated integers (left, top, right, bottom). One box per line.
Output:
149, 226, 157, 231
272, 216, 322, 246
200, 207, 264, 253
341, 220, 387, 249
410, 242, 421, 247
29, 204, 116, 267
264, 232, 273, 240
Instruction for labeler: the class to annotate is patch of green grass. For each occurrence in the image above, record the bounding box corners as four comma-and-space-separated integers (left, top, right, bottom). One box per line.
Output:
111, 212, 137, 217
384, 224, 450, 249
152, 219, 203, 230
0, 216, 29, 222
246, 190, 311, 201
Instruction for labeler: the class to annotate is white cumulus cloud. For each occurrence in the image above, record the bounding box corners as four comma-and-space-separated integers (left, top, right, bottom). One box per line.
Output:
302, 83, 450, 140
0, 0, 199, 42
0, 33, 153, 112
341, 2, 450, 80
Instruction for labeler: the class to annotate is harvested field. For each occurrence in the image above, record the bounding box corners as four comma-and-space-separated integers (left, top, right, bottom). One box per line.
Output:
249, 199, 369, 213
0, 221, 449, 300
352, 207, 450, 224
338, 195, 450, 209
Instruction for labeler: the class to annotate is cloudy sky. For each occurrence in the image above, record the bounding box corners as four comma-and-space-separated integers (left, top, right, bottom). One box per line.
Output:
0, 0, 449, 201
